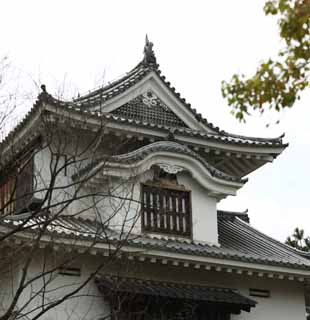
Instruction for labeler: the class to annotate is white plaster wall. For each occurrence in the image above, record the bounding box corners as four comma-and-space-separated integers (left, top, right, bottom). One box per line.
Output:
89, 169, 153, 235
92, 168, 219, 243
117, 261, 307, 320
232, 282, 306, 320
33, 130, 221, 246
17, 254, 110, 320
0, 263, 19, 316
9, 250, 307, 320
34, 147, 220, 244
34, 147, 104, 219
178, 171, 218, 245
34, 148, 74, 211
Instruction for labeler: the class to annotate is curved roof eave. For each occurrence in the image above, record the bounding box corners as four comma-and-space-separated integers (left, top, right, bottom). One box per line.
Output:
73, 141, 245, 198
44, 102, 288, 151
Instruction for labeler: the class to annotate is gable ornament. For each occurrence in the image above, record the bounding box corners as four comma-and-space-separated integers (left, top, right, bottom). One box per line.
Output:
158, 163, 184, 174
143, 35, 157, 65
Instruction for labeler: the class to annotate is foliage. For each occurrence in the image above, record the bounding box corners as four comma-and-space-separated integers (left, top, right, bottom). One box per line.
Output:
222, 0, 310, 121
285, 227, 310, 251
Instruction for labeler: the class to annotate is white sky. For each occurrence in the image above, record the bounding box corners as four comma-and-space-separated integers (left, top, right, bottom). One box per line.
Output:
1, 0, 309, 241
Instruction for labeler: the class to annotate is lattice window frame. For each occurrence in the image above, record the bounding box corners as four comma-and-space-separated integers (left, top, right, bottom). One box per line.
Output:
141, 183, 193, 238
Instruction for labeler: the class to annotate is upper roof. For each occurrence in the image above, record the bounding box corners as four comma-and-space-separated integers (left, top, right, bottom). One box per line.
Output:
0, 37, 287, 179
72, 37, 285, 144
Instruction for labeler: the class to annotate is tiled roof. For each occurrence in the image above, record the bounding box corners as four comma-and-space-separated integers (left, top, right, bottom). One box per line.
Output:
0, 41, 287, 159
72, 141, 246, 184
71, 42, 288, 145
0, 94, 286, 160
95, 275, 256, 312
3, 210, 310, 270
73, 61, 224, 134
129, 214, 310, 270
64, 106, 285, 148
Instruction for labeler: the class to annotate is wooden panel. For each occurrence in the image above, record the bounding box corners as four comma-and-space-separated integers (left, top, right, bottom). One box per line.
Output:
16, 156, 34, 212
0, 156, 34, 215
0, 175, 16, 215
141, 184, 192, 238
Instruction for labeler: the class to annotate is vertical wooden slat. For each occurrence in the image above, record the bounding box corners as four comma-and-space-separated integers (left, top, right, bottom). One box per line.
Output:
162, 194, 167, 229
152, 189, 157, 230
141, 189, 146, 230
159, 190, 164, 230
171, 192, 177, 233
186, 192, 192, 237
165, 194, 171, 232
145, 187, 151, 230
178, 194, 184, 234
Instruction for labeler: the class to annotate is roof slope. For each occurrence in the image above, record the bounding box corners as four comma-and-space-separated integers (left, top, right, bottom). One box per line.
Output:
3, 210, 310, 271
95, 275, 256, 312
71, 38, 286, 146
128, 212, 310, 270
0, 38, 287, 161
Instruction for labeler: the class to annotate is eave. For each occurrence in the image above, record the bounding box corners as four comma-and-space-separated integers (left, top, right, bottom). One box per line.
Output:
0, 42, 288, 178
43, 103, 287, 158
72, 141, 246, 198
2, 223, 310, 284
1, 211, 310, 281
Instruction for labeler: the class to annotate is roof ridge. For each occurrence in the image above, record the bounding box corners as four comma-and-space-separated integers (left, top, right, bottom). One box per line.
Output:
73, 63, 151, 103
217, 209, 250, 223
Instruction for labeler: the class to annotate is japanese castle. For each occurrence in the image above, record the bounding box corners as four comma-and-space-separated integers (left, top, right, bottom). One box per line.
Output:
0, 37, 309, 320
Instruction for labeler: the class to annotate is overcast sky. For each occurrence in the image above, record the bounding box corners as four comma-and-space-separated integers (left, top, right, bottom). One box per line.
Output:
1, 0, 309, 241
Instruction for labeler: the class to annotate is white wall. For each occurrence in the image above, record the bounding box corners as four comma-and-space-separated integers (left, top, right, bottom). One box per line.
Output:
91, 169, 220, 244
14, 255, 307, 320
119, 261, 307, 320
0, 261, 19, 316
16, 254, 110, 320
178, 172, 218, 245
34, 147, 75, 212
232, 283, 306, 320
34, 147, 220, 244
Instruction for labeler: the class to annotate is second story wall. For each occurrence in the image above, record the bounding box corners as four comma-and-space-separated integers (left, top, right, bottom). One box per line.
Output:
32, 138, 221, 245
178, 172, 218, 245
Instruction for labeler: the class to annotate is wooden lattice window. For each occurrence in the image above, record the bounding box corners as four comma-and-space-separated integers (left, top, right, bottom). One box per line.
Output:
0, 175, 16, 215
0, 156, 34, 215
141, 184, 192, 238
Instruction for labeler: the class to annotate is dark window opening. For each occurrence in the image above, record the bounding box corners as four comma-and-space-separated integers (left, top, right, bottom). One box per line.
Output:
0, 155, 41, 215
249, 288, 270, 298
0, 175, 16, 215
141, 184, 192, 238
59, 267, 81, 277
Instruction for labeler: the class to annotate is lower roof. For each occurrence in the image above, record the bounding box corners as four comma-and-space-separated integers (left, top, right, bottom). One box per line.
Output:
95, 275, 256, 313
2, 210, 310, 271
